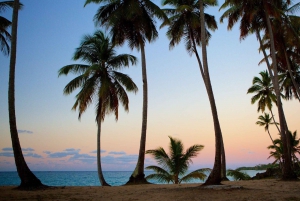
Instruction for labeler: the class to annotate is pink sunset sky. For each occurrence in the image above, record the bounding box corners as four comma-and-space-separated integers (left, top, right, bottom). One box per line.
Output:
0, 0, 299, 171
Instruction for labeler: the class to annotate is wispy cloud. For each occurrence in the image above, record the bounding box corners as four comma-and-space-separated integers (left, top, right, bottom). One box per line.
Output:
241, 149, 256, 155
44, 148, 97, 164
45, 149, 80, 158
90, 150, 106, 154
0, 147, 42, 158
23, 148, 35, 152
2, 148, 13, 151
102, 154, 138, 164
18, 130, 33, 134
108, 151, 126, 155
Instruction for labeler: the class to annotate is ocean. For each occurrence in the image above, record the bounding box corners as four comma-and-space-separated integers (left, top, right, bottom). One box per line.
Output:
0, 170, 265, 186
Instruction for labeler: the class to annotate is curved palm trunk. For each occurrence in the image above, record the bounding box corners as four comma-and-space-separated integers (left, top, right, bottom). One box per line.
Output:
199, 0, 223, 185
8, 0, 43, 189
127, 44, 149, 184
191, 20, 226, 184
97, 108, 110, 186
265, 12, 296, 180
283, 49, 300, 100
256, 28, 292, 178
269, 109, 281, 134
221, 136, 229, 181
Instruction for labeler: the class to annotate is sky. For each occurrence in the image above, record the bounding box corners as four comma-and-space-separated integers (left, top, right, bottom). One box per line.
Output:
0, 0, 299, 172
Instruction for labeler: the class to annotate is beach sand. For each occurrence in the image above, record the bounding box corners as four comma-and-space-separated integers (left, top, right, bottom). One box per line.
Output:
1, 179, 299, 201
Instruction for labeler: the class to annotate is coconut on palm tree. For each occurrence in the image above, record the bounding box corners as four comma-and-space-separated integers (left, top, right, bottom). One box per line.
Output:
8, 0, 44, 189
84, 0, 167, 184
58, 30, 138, 186
145, 136, 209, 184
161, 0, 226, 184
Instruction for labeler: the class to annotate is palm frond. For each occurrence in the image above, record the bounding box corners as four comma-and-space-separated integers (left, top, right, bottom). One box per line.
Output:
226, 169, 251, 181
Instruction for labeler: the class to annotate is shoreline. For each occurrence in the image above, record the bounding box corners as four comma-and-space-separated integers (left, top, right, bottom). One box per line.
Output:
1, 179, 300, 201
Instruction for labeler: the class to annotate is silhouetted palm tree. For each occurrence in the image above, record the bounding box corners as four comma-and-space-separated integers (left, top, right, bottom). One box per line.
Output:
84, 0, 167, 184
58, 30, 138, 186
162, 0, 226, 185
220, 0, 296, 180
8, 0, 44, 188
145, 136, 209, 184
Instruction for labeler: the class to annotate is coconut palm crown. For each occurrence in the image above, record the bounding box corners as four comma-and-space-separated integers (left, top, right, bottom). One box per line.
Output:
145, 136, 209, 184
58, 30, 138, 186
0, 1, 22, 56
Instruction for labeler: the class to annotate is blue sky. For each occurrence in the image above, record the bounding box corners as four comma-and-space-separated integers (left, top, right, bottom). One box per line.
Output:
0, 0, 299, 171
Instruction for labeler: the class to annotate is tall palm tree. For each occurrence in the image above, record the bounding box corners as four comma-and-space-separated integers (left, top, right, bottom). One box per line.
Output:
145, 136, 209, 184
84, 0, 167, 184
220, 0, 296, 180
161, 0, 226, 185
8, 0, 44, 188
58, 30, 138, 186
199, 0, 225, 185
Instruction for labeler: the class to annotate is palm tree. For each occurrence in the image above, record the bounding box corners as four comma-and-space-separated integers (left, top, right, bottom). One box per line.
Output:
256, 113, 282, 167
247, 71, 277, 113
0, 1, 22, 56
199, 0, 227, 185
220, 0, 296, 180
8, 0, 44, 188
161, 0, 226, 185
226, 169, 251, 181
256, 113, 279, 143
84, 0, 167, 184
58, 30, 138, 186
145, 136, 209, 184
268, 131, 300, 168
248, 70, 283, 133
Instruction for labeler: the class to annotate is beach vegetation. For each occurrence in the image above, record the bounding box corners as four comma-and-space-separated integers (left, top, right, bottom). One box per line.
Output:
84, 0, 168, 184
220, 0, 299, 180
58, 30, 138, 186
236, 163, 279, 171
268, 130, 300, 169
161, 0, 227, 184
145, 136, 209, 184
226, 169, 251, 181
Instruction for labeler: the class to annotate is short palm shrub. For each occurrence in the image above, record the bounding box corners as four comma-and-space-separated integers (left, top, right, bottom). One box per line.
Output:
145, 136, 210, 184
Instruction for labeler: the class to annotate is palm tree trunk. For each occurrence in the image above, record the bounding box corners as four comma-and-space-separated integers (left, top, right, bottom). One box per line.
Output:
283, 49, 300, 100
265, 12, 296, 180
269, 109, 281, 134
191, 26, 228, 182
199, 0, 223, 185
96, 104, 110, 186
256, 28, 291, 177
127, 44, 149, 184
267, 129, 282, 167
8, 0, 43, 189
221, 136, 229, 181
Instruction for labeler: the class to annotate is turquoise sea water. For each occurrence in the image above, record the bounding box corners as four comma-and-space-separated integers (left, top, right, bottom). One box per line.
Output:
0, 170, 265, 186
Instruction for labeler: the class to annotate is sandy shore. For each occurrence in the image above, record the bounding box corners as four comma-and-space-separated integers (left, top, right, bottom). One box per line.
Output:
1, 179, 300, 201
